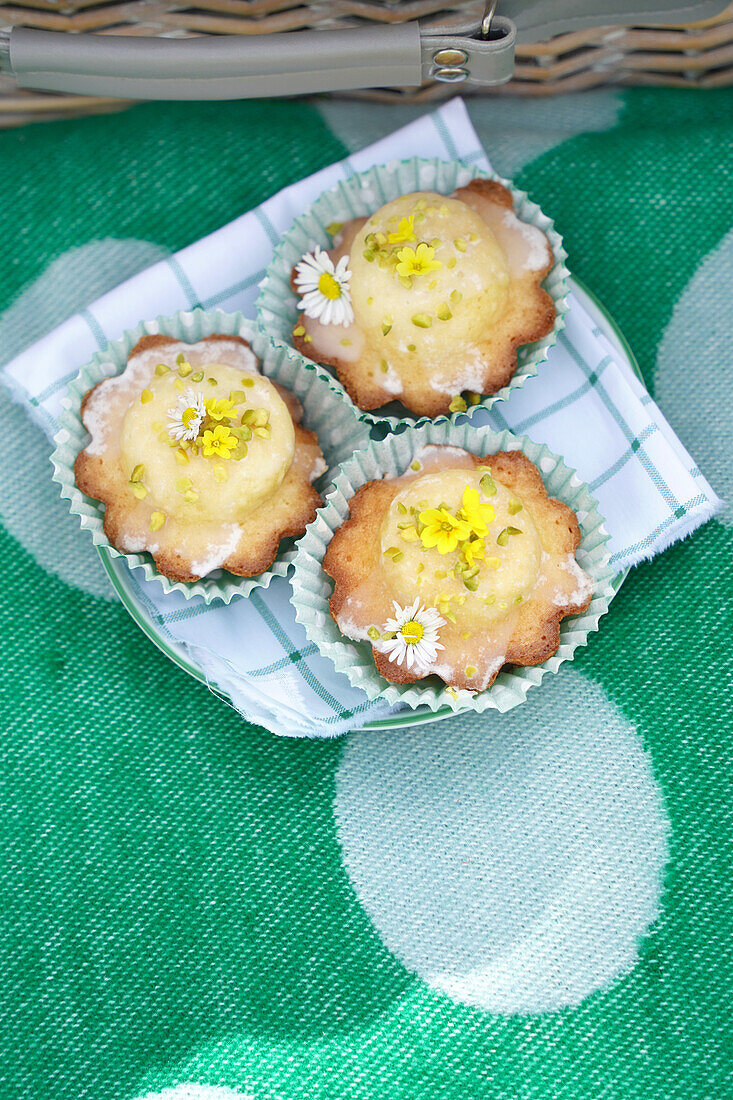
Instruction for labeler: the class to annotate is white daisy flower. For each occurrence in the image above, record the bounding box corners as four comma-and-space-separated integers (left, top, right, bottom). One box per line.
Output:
295, 246, 354, 326
380, 599, 446, 672
167, 388, 206, 442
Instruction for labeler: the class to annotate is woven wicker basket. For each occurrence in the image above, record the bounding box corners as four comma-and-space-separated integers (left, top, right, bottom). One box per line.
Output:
2, 0, 732, 126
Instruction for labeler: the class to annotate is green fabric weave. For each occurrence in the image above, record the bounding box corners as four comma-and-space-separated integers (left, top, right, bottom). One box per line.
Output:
0, 91, 731, 1100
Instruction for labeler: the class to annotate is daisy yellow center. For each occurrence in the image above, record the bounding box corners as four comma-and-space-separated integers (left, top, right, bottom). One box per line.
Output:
318, 272, 342, 300
400, 620, 424, 645
181, 406, 198, 429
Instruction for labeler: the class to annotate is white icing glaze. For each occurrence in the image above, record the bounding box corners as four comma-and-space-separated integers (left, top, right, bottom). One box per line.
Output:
189, 523, 242, 576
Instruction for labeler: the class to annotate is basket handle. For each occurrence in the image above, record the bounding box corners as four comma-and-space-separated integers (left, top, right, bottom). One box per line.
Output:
0, 18, 516, 100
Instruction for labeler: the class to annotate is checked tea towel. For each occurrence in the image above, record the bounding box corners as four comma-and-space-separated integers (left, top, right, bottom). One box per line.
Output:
2, 98, 721, 736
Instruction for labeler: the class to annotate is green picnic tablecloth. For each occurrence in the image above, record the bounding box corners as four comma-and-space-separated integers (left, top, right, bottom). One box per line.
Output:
1, 90, 731, 1100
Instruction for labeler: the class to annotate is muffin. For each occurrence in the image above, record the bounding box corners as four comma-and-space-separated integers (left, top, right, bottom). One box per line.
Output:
323, 444, 593, 692
74, 334, 326, 583
291, 179, 556, 418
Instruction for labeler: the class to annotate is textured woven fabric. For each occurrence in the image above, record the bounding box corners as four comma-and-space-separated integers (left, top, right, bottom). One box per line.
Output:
0, 91, 731, 1099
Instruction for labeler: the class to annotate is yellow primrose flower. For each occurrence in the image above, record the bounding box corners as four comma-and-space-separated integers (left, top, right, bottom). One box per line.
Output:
462, 536, 486, 568
204, 396, 236, 422
388, 216, 417, 244
459, 485, 496, 537
202, 424, 237, 459
419, 507, 472, 555
395, 243, 442, 280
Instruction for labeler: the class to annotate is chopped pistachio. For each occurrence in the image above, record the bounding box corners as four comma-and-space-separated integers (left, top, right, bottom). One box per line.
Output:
140, 388, 153, 404
207, 377, 218, 386
254, 426, 271, 440
436, 303, 452, 321
178, 362, 192, 378
191, 370, 204, 382
183, 489, 199, 503
340, 338, 352, 347
465, 665, 478, 678
497, 526, 522, 547
508, 499, 523, 515
514, 595, 524, 604
367, 626, 380, 641
325, 221, 343, 236
239, 423, 253, 441
176, 353, 185, 365
447, 257, 457, 270
416, 562, 424, 574
149, 511, 165, 531
450, 289, 463, 304
293, 325, 306, 337
401, 527, 419, 542
174, 448, 190, 466
454, 237, 467, 252
232, 442, 249, 460
130, 463, 145, 483
449, 395, 468, 413
399, 277, 413, 290
382, 321, 392, 336
434, 570, 447, 580
214, 465, 228, 483
375, 231, 387, 247
158, 431, 170, 444
485, 556, 501, 570
411, 314, 432, 329
462, 575, 479, 591
439, 204, 449, 216
397, 502, 407, 515
430, 237, 442, 250
229, 389, 246, 405
130, 482, 148, 500
241, 378, 255, 387
483, 594, 497, 606
175, 476, 192, 493
363, 249, 375, 263
410, 461, 421, 472
428, 279, 438, 290
407, 344, 416, 352
366, 296, 374, 306
174, 379, 184, 392
479, 473, 497, 496
154, 363, 170, 376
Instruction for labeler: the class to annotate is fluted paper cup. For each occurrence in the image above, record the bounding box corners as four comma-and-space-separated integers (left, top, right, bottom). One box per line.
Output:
51, 308, 369, 604
291, 420, 613, 714
257, 157, 569, 430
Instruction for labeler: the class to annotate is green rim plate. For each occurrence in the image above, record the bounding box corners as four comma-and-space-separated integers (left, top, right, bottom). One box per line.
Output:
97, 277, 641, 731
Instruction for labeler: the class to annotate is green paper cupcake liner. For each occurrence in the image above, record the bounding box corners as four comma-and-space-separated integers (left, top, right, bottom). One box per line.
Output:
51, 308, 370, 604
256, 156, 570, 431
291, 421, 614, 715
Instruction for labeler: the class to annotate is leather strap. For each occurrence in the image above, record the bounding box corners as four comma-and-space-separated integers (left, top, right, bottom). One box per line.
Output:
0, 19, 516, 100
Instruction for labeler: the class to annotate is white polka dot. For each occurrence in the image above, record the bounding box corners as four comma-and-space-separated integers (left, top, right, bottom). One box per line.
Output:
317, 93, 622, 177
655, 227, 733, 524
335, 669, 668, 1015
0, 238, 168, 598
133, 1087, 252, 1100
